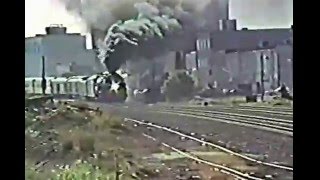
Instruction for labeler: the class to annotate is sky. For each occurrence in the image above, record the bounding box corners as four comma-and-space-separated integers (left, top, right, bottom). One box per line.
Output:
25, 0, 293, 37
25, 0, 87, 37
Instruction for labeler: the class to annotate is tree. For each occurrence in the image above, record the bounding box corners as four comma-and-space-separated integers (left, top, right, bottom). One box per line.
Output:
162, 72, 195, 102
61, 72, 78, 78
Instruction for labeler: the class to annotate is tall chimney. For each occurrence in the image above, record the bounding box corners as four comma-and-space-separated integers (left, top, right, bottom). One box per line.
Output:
204, 0, 230, 31
217, 0, 230, 20
90, 30, 97, 49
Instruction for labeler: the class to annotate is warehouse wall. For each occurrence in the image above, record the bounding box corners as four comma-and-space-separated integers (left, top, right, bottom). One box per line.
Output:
25, 34, 97, 77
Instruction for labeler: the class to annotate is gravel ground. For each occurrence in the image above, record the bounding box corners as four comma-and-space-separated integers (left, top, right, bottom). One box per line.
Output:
163, 106, 293, 120
94, 103, 293, 179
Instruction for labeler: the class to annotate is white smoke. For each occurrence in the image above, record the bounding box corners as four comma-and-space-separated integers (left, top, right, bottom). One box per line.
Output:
134, 2, 159, 17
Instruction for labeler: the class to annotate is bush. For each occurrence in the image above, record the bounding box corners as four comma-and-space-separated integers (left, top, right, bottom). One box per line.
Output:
25, 165, 54, 180
162, 72, 195, 102
91, 114, 126, 131
59, 130, 96, 155
271, 99, 292, 107
62, 140, 74, 154
61, 72, 78, 78
54, 161, 114, 180
55, 164, 107, 180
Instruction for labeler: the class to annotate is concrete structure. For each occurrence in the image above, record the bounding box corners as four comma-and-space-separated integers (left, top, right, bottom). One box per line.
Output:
203, 0, 230, 31
25, 25, 101, 77
191, 28, 293, 91
122, 26, 293, 95
88, 0, 293, 97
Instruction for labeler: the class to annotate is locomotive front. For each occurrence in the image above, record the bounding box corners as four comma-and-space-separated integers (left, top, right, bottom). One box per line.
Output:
94, 71, 128, 103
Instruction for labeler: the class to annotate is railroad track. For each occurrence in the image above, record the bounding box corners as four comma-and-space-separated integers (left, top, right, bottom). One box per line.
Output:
142, 133, 262, 180
147, 107, 293, 137
88, 103, 293, 179
222, 107, 291, 116
89, 102, 293, 136
158, 106, 293, 122
152, 103, 293, 115
237, 105, 292, 112
161, 106, 293, 120
124, 118, 293, 180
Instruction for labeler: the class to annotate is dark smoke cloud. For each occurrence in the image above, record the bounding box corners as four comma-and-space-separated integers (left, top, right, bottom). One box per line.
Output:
95, 4, 182, 72
53, 0, 209, 78
55, 0, 212, 72
55, 0, 211, 31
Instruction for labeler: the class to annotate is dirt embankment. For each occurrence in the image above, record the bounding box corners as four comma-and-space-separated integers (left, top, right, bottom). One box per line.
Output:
25, 99, 210, 179
26, 98, 273, 180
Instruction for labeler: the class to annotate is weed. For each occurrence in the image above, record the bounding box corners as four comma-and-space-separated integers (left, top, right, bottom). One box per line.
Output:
163, 72, 195, 102
62, 140, 74, 154
91, 113, 128, 132
72, 131, 95, 154
271, 99, 291, 107
53, 161, 114, 180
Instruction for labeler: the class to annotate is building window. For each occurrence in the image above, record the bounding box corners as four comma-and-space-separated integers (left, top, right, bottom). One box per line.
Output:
197, 39, 205, 50
64, 83, 68, 93
202, 40, 206, 49
197, 38, 211, 50
196, 40, 201, 50
206, 39, 211, 49
75, 83, 79, 93
57, 84, 60, 94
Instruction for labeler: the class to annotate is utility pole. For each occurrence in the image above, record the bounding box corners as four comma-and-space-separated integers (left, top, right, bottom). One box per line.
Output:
289, 39, 293, 86
290, 27, 293, 85
258, 41, 269, 101
260, 53, 265, 101
41, 56, 47, 95
277, 53, 281, 87
150, 62, 156, 102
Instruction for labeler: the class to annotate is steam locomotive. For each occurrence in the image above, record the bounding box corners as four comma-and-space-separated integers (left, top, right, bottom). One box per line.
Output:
25, 71, 128, 103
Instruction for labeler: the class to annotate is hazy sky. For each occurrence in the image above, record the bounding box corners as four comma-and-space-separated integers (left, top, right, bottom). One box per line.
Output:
25, 0, 87, 37
229, 0, 293, 29
25, 0, 293, 37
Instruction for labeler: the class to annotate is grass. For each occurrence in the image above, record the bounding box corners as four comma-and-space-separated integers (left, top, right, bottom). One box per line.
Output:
25, 101, 162, 180
56, 111, 131, 160
270, 98, 292, 107
26, 161, 116, 180
54, 161, 114, 180
26, 100, 260, 179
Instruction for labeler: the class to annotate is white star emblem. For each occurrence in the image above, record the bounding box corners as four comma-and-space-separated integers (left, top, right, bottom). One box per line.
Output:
110, 80, 120, 93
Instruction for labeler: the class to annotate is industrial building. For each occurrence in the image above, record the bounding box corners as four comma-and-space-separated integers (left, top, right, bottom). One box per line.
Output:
122, 0, 293, 96
25, 24, 102, 77
25, 0, 292, 100
189, 27, 293, 92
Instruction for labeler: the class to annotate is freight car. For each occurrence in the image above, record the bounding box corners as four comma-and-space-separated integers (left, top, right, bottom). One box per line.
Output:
25, 71, 128, 103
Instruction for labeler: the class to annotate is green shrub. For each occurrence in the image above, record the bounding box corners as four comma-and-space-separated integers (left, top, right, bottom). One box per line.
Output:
54, 161, 114, 180
91, 114, 127, 132
163, 72, 195, 102
72, 131, 95, 153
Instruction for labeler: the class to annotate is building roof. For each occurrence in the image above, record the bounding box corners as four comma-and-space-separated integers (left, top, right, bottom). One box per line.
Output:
25, 33, 84, 41
210, 28, 292, 52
